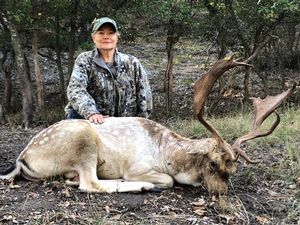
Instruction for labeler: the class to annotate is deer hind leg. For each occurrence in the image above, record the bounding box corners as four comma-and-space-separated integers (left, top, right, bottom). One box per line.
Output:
76, 160, 110, 193
64, 171, 80, 186
67, 143, 108, 192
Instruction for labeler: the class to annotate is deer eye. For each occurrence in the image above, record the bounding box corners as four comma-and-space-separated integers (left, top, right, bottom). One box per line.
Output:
226, 160, 232, 167
210, 161, 217, 171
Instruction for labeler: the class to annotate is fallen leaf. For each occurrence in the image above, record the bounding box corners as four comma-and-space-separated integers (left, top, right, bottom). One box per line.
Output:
3, 215, 18, 224
288, 184, 297, 189
69, 214, 77, 220
176, 194, 183, 199
44, 188, 53, 194
162, 205, 170, 212
3, 215, 13, 221
1, 178, 15, 185
169, 211, 178, 217
110, 214, 121, 220
192, 198, 206, 216
9, 184, 20, 189
256, 215, 270, 224
61, 188, 71, 197
104, 205, 111, 213
211, 195, 217, 202
28, 192, 39, 198
219, 214, 236, 224
268, 190, 282, 197
192, 198, 206, 207
58, 201, 70, 208
194, 208, 206, 216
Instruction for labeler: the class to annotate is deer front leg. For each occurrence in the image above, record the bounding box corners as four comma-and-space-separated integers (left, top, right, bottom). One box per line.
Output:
64, 170, 159, 193
124, 170, 174, 189
96, 180, 160, 193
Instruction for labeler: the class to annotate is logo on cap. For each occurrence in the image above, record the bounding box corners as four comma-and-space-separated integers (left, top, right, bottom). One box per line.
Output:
92, 17, 118, 34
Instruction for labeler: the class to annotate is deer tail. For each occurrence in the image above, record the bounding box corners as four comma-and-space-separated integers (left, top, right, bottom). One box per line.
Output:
0, 161, 22, 180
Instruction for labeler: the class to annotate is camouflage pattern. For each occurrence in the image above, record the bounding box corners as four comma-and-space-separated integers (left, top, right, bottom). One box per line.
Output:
65, 49, 153, 119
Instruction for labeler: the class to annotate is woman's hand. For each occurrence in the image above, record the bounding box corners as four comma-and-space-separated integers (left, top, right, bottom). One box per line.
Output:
88, 114, 109, 124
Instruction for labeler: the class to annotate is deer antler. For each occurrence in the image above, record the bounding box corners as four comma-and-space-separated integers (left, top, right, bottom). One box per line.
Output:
232, 83, 296, 163
194, 55, 252, 146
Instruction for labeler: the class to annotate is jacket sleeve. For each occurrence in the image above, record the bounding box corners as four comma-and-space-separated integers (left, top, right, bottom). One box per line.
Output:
135, 60, 153, 118
67, 53, 99, 119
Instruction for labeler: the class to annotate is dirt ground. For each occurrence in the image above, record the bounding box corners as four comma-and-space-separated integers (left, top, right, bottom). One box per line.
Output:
0, 123, 299, 225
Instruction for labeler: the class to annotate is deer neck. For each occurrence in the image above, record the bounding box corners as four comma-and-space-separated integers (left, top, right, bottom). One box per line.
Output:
159, 136, 209, 176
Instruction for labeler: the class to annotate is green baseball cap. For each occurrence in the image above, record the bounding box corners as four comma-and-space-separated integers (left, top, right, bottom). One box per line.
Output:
92, 17, 118, 34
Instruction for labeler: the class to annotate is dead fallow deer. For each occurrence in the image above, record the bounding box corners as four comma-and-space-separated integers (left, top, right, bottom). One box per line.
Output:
0, 57, 295, 194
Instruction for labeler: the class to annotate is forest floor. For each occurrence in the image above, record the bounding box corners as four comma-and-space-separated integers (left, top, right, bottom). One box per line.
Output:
0, 38, 299, 224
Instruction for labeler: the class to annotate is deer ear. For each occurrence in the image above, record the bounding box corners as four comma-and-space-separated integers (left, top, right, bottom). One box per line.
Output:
187, 139, 217, 155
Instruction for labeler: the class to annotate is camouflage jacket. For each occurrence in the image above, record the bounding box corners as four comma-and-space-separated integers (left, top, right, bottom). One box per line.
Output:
65, 48, 153, 119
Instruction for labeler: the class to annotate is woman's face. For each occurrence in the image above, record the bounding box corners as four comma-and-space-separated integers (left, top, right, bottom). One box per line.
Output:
92, 24, 118, 52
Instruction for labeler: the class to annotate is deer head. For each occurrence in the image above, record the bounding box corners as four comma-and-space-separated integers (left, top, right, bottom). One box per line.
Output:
193, 55, 295, 193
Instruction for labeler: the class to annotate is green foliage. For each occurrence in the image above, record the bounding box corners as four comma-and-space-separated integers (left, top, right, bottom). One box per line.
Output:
199, 0, 300, 59
1, 0, 299, 58
2, 1, 32, 37
132, 0, 203, 36
257, 0, 300, 20
77, 41, 94, 52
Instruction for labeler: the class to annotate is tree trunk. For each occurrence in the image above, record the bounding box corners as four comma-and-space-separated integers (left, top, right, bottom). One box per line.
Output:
243, 67, 251, 101
0, 104, 3, 124
257, 71, 270, 97
0, 10, 33, 128
31, 0, 44, 110
32, 30, 44, 110
165, 36, 176, 115
165, 49, 174, 115
208, 77, 232, 115
56, 51, 66, 104
55, 16, 66, 104
3, 52, 13, 113
67, 0, 80, 80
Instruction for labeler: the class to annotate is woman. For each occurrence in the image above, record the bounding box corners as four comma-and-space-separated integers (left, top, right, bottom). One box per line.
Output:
65, 17, 153, 123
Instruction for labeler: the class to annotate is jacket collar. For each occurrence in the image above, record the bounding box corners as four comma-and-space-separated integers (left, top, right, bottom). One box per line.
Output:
92, 48, 120, 69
